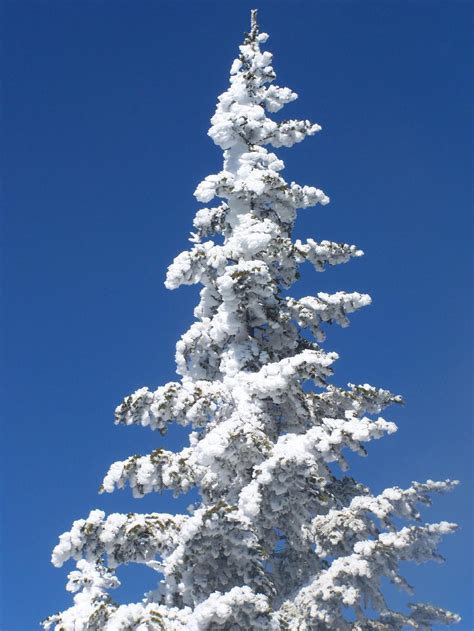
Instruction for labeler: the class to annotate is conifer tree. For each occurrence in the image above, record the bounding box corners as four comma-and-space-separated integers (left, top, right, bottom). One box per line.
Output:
44, 11, 460, 630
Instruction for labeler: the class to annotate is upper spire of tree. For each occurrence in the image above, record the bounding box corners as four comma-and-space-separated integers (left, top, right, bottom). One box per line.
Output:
250, 8, 259, 39
43, 12, 460, 631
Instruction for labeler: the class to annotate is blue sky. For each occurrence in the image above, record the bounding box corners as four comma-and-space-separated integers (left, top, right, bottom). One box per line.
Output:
2, 1, 472, 629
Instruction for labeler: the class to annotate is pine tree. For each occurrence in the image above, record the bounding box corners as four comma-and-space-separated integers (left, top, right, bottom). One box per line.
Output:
44, 11, 460, 631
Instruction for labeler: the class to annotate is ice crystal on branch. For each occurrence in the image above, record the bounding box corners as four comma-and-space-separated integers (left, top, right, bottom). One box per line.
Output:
44, 10, 459, 630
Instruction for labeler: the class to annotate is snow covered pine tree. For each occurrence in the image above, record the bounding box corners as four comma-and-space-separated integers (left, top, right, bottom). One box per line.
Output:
44, 11, 460, 631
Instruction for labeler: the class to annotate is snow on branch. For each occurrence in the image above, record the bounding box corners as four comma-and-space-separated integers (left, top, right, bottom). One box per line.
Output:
279, 522, 458, 629
294, 238, 363, 271
287, 291, 372, 342
114, 379, 232, 432
100, 447, 198, 497
52, 510, 187, 569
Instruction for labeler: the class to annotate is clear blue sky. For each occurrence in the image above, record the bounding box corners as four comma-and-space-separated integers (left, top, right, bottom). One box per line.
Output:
2, 1, 472, 629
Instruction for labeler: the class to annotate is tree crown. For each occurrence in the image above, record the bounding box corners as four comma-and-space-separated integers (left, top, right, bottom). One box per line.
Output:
44, 11, 459, 631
